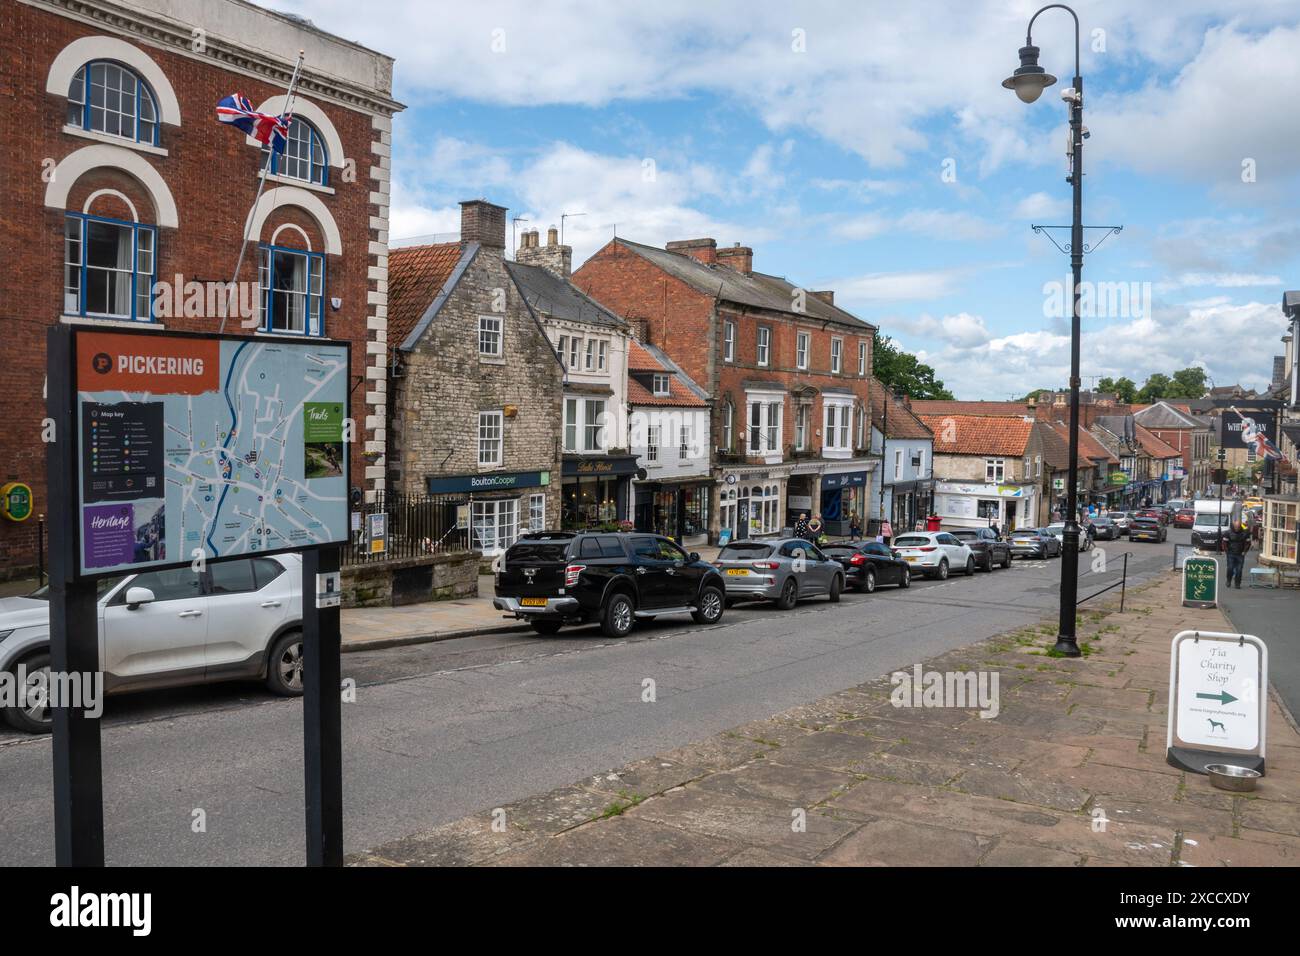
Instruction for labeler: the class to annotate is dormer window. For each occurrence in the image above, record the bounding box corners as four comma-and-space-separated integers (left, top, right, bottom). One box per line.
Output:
653, 374, 671, 396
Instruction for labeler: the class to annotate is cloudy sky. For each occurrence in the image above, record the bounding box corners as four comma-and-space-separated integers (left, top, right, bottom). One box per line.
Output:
275, 0, 1300, 399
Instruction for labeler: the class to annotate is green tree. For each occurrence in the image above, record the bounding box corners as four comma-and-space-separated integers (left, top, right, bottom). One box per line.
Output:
873, 335, 955, 400
1167, 366, 1208, 400
1138, 373, 1172, 403
1097, 376, 1138, 403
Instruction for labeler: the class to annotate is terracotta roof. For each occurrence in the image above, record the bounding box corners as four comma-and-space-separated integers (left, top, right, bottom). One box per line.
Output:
626, 340, 709, 408
869, 378, 933, 441
388, 242, 466, 347
1037, 421, 1071, 470
1044, 421, 1120, 466
1134, 424, 1183, 460
918, 414, 1034, 457
627, 340, 665, 372
910, 400, 1033, 418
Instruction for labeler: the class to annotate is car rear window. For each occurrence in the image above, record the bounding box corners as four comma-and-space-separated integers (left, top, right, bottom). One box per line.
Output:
506, 541, 571, 563
892, 535, 929, 547
950, 530, 978, 540
822, 546, 857, 556
718, 543, 773, 560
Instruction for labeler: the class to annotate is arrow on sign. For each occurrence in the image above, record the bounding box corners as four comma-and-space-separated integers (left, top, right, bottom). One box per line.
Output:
1196, 690, 1238, 705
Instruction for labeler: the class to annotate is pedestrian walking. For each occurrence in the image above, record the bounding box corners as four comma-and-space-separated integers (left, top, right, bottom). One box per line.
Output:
1224, 519, 1251, 589
793, 512, 811, 540
849, 511, 862, 541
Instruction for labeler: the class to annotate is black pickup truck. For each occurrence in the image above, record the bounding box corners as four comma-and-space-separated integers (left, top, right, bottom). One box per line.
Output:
494, 531, 727, 637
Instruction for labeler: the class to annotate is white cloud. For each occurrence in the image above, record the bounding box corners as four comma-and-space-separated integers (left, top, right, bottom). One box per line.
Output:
830, 269, 968, 302
1013, 191, 1069, 220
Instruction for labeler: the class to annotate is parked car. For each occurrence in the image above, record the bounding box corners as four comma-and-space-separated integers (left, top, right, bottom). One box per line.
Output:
1173, 508, 1196, 529
1008, 527, 1062, 559
712, 538, 845, 609
822, 541, 912, 592
1107, 511, 1132, 532
1134, 508, 1168, 526
949, 527, 1012, 571
890, 531, 975, 580
1128, 514, 1167, 543
1090, 515, 1120, 540
494, 531, 726, 637
1046, 522, 1091, 552
0, 554, 305, 734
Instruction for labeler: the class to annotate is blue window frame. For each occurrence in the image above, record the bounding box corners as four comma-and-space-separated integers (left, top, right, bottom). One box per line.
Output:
259, 244, 325, 336
66, 61, 160, 146
64, 212, 157, 322
265, 118, 328, 186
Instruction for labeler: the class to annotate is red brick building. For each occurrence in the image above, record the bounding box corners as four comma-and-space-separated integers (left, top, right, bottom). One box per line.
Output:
574, 237, 876, 542
0, 0, 403, 577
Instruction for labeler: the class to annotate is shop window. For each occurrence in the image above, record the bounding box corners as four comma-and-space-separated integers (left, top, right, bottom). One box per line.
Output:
472, 498, 519, 553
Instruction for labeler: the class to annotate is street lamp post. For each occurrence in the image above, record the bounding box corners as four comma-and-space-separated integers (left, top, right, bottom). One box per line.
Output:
1004, 4, 1084, 657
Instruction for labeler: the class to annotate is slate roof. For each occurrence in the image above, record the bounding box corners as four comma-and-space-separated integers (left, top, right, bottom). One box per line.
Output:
919, 414, 1034, 457
626, 340, 709, 408
1133, 401, 1203, 430
505, 261, 627, 330
388, 241, 474, 350
611, 238, 876, 331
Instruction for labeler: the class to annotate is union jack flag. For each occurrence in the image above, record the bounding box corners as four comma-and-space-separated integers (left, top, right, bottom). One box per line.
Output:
215, 94, 291, 152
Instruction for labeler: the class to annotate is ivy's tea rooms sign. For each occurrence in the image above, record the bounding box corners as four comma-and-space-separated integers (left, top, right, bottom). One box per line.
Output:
1166, 630, 1267, 775
1182, 555, 1218, 608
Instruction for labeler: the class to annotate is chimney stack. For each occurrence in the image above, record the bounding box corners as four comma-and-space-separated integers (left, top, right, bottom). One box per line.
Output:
717, 243, 753, 274
459, 199, 507, 249
665, 238, 717, 265
808, 290, 835, 306
516, 223, 573, 278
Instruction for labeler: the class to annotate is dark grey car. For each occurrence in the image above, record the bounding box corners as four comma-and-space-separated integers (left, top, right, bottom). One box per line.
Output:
712, 538, 845, 609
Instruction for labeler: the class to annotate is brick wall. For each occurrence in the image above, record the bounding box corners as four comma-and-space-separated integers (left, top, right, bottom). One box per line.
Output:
0, 0, 400, 574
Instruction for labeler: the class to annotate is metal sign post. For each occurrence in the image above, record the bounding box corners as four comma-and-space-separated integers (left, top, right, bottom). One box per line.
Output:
303, 545, 343, 866
47, 325, 105, 866
1166, 630, 1267, 775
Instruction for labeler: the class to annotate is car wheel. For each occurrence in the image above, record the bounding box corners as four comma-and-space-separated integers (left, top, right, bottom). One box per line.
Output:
935, 559, 949, 580
692, 585, 725, 624
980, 553, 993, 572
3, 652, 53, 734
899, 567, 911, 588
862, 568, 876, 593
530, 620, 564, 635
266, 630, 305, 697
965, 555, 975, 575
776, 578, 798, 610
1001, 551, 1012, 569
601, 592, 636, 638
828, 574, 843, 603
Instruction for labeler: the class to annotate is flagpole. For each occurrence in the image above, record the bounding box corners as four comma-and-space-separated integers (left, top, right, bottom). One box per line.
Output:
222, 49, 306, 334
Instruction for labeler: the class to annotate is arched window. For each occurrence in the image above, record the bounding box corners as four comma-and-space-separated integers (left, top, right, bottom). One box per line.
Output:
266, 117, 328, 185
67, 62, 159, 145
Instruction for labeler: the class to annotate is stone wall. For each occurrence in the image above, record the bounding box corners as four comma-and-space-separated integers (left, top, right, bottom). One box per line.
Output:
342, 552, 480, 608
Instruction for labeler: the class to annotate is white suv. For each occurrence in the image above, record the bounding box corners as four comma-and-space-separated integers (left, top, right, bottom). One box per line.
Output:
890, 531, 975, 580
0, 554, 304, 733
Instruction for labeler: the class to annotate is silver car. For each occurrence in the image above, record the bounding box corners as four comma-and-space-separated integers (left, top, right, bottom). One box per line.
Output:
712, 538, 845, 609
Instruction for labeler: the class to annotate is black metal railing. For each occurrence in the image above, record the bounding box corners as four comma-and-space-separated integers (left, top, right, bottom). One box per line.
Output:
343, 490, 474, 566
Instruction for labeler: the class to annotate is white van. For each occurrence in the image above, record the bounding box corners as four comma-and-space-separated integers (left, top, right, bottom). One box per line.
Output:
1191, 500, 1236, 551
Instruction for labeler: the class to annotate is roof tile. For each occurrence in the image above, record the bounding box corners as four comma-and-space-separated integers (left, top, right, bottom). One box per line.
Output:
918, 414, 1033, 457
388, 242, 464, 347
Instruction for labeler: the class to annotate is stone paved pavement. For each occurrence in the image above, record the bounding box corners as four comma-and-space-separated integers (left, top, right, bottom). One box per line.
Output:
352, 568, 1300, 866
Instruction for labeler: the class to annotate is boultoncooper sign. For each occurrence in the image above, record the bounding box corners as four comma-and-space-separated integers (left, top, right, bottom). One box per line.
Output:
425, 471, 550, 495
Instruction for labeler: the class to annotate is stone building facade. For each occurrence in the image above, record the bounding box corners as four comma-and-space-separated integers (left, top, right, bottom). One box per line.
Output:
0, 0, 402, 577
386, 201, 564, 555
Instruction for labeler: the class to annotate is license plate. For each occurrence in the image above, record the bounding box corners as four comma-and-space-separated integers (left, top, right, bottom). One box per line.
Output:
520, 597, 548, 607
904, 556, 918, 562
726, 568, 749, 576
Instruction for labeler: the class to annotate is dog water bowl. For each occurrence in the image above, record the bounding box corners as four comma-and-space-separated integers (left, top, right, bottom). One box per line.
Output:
1205, 764, 1260, 792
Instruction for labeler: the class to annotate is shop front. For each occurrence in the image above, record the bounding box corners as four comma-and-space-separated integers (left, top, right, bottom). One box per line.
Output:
887, 478, 933, 534
820, 470, 869, 537
634, 478, 712, 545
934, 480, 1038, 533
425, 470, 552, 555
715, 467, 789, 544
561, 455, 639, 530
